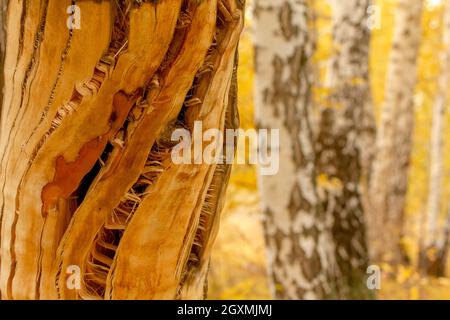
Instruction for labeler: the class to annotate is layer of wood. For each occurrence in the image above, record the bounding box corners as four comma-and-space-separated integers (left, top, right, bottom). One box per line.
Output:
0, 0, 244, 300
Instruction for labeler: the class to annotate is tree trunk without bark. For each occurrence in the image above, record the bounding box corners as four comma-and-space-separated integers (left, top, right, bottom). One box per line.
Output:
0, 0, 6, 134
370, 0, 423, 266
0, 0, 244, 300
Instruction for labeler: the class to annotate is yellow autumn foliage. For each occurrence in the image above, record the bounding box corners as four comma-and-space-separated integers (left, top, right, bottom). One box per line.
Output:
209, 0, 450, 300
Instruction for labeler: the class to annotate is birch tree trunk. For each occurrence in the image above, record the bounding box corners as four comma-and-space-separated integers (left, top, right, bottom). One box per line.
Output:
254, 0, 339, 300
0, 0, 244, 300
419, 0, 450, 276
370, 0, 423, 265
315, 0, 373, 299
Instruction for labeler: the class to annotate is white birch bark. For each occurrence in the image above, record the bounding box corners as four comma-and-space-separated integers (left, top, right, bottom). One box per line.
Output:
419, 0, 450, 276
316, 0, 373, 299
370, 0, 423, 264
253, 0, 337, 300
425, 0, 450, 247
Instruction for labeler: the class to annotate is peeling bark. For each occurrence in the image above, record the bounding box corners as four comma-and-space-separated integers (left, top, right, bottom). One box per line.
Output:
0, 0, 244, 300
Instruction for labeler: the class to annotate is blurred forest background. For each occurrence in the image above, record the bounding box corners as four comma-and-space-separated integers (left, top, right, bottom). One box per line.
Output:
208, 0, 450, 300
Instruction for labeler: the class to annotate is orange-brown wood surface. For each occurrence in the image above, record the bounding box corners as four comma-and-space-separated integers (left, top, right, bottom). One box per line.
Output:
0, 0, 244, 300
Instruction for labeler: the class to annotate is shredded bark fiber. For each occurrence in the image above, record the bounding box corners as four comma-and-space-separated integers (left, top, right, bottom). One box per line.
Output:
0, 0, 244, 300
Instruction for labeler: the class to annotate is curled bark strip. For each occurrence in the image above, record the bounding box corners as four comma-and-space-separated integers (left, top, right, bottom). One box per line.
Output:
0, 0, 244, 300
1, 0, 113, 299
55, 0, 214, 300
107, 1, 243, 300
177, 51, 240, 299
81, 128, 179, 300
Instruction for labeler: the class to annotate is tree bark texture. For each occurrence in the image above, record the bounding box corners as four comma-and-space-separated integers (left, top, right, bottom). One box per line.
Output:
254, 0, 339, 300
0, 0, 244, 300
316, 0, 373, 299
420, 0, 450, 276
370, 0, 423, 265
